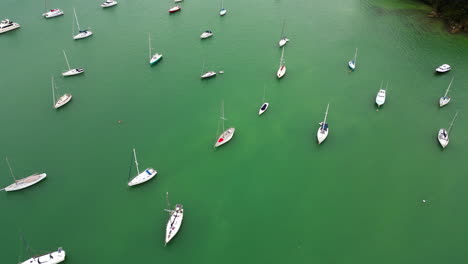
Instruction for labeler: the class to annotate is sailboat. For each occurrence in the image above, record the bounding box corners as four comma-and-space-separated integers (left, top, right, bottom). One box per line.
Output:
20, 247, 66, 264
438, 112, 458, 149
0, 157, 47, 192
317, 104, 330, 144
101, 0, 118, 8
215, 100, 235, 147
375, 81, 387, 107
72, 8, 93, 40
348, 48, 358, 70
439, 77, 454, 107
220, 0, 227, 16
61, 50, 84, 76
165, 192, 184, 245
52, 77, 72, 109
200, 30, 213, 39
278, 20, 289, 47
200, 60, 216, 79
258, 86, 269, 115
148, 33, 163, 65
42, 0, 64, 18
127, 148, 157, 187
276, 46, 286, 79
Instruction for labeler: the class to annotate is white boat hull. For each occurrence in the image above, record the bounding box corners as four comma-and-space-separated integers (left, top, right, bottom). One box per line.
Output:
279, 38, 289, 47
165, 205, 184, 244
438, 129, 449, 148
259, 102, 269, 115
73, 30, 93, 40
201, 71, 216, 79
62, 68, 84, 76
215, 128, 235, 147
4, 173, 47, 192
348, 60, 355, 70
317, 127, 329, 144
101, 1, 118, 7
439, 97, 451, 107
128, 168, 157, 186
220, 9, 227, 16
0, 23, 20, 34
20, 248, 65, 264
200, 32, 213, 39
55, 94, 72, 109
43, 10, 64, 18
376, 89, 386, 106
277, 65, 286, 78
436, 64, 451, 73
150, 54, 163, 65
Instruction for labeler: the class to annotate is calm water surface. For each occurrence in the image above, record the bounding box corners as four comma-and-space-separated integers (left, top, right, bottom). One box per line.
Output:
1, 0, 468, 263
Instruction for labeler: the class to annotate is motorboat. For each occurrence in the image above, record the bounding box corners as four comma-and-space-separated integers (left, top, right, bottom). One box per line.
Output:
317, 104, 330, 144
376, 89, 386, 107
20, 247, 65, 264
201, 71, 216, 79
165, 204, 184, 245
73, 30, 93, 40
277, 65, 286, 78
169, 6, 181, 13
200, 30, 213, 39
150, 53, 163, 65
101, 0, 118, 8
62, 68, 84, 77
438, 129, 449, 148
279, 37, 289, 47
128, 149, 157, 186
436, 64, 451, 73
259, 102, 269, 115
215, 128, 235, 147
0, 19, 20, 34
43, 9, 64, 18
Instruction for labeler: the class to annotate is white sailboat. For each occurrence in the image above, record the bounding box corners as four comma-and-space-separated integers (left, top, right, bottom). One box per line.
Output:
101, 0, 118, 8
200, 30, 213, 39
278, 20, 289, 47
317, 103, 330, 144
258, 86, 269, 115
0, 157, 47, 192
52, 77, 72, 109
165, 192, 184, 245
127, 148, 157, 187
438, 112, 458, 149
348, 48, 358, 70
72, 8, 93, 40
62, 50, 84, 76
439, 77, 454, 107
215, 100, 235, 147
219, 0, 227, 16
276, 46, 286, 78
200, 60, 216, 79
375, 81, 387, 107
20, 247, 66, 264
148, 33, 163, 65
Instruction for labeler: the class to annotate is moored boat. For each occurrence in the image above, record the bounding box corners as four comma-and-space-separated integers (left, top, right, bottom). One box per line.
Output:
169, 6, 181, 13
200, 30, 213, 39
276, 46, 286, 78
348, 48, 358, 70
165, 193, 184, 245
201, 71, 216, 79
72, 8, 93, 40
214, 100, 235, 147
278, 20, 289, 47
436, 64, 451, 73
101, 0, 118, 8
43, 9, 64, 18
0, 19, 20, 34
439, 77, 454, 107
51, 77, 72, 109
127, 148, 157, 186
148, 33, 163, 65
317, 104, 330, 144
1, 157, 47, 192
20, 247, 65, 264
437, 112, 458, 149
61, 50, 84, 77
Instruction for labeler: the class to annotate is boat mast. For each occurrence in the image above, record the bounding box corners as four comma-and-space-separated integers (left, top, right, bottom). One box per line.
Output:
73, 8, 81, 31
444, 77, 454, 97
148, 33, 152, 60
5, 157, 17, 183
51, 77, 56, 106
62, 50, 71, 70
132, 148, 140, 175
354, 48, 358, 63
262, 86, 266, 102
220, 100, 225, 131
448, 111, 458, 135
280, 20, 286, 38
221, 0, 224, 9
44, 0, 47, 12
280, 47, 285, 67
323, 103, 329, 124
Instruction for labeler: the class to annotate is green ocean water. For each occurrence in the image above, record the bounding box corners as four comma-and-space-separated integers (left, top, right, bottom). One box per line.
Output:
1, 0, 468, 263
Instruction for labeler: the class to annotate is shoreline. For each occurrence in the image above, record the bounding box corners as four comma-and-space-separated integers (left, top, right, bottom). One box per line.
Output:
418, 0, 468, 34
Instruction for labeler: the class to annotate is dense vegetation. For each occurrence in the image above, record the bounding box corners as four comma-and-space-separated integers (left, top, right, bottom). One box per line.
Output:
420, 0, 468, 32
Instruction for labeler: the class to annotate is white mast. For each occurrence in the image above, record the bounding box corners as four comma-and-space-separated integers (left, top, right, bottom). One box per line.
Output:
354, 48, 358, 63
132, 148, 140, 175
444, 77, 454, 97
279, 47, 285, 67
201, 60, 205, 75
5, 157, 17, 183
62, 50, 71, 70
51, 76, 56, 106
221, 0, 224, 9
448, 112, 458, 135
323, 103, 329, 124
280, 20, 286, 38
73, 8, 81, 31
148, 33, 152, 60
220, 100, 226, 131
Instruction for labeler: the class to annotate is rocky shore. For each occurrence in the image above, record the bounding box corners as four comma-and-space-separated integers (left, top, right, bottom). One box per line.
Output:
420, 0, 468, 33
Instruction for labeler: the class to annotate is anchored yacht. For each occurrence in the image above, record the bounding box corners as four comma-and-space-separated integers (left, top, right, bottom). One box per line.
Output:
101, 0, 118, 7
1, 157, 47, 192
128, 148, 157, 186
43, 9, 64, 18
169, 6, 181, 13
201, 71, 216, 79
20, 247, 66, 264
0, 19, 20, 34
200, 30, 213, 39
438, 129, 449, 148
436, 64, 451, 73
165, 204, 184, 245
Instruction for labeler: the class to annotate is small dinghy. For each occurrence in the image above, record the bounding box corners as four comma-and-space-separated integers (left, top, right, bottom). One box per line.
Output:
165, 193, 184, 245
19, 247, 65, 264
200, 30, 213, 39
317, 104, 330, 144
1, 157, 47, 192
439, 77, 454, 107
169, 6, 181, 13
101, 0, 118, 8
276, 46, 286, 78
436, 64, 451, 73
437, 112, 458, 149
214, 100, 235, 147
127, 148, 157, 186
348, 48, 358, 71
43, 9, 64, 18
